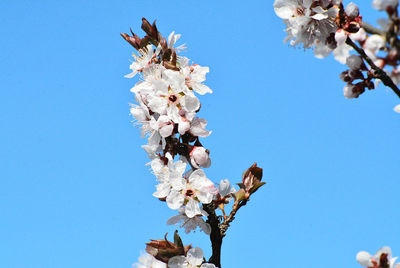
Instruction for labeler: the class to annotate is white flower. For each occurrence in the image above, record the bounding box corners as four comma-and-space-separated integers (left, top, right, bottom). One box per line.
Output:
125, 44, 160, 78
166, 169, 216, 218
145, 69, 200, 123
167, 207, 211, 234
274, 0, 339, 49
218, 179, 236, 199
363, 35, 385, 64
168, 247, 217, 268
356, 246, 399, 268
394, 104, 400, 113
372, 0, 398, 11
142, 131, 162, 159
130, 104, 152, 137
150, 115, 174, 138
190, 146, 211, 168
332, 28, 367, 64
180, 57, 212, 95
333, 41, 353, 64
152, 154, 187, 199
190, 118, 211, 137
168, 31, 186, 52
134, 252, 166, 268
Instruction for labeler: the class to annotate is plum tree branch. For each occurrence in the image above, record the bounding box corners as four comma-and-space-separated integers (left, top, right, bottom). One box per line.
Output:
345, 37, 400, 98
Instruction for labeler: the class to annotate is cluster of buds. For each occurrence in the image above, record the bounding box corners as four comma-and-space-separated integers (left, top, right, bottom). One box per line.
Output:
135, 232, 217, 268
340, 55, 375, 98
338, 2, 362, 34
356, 246, 400, 268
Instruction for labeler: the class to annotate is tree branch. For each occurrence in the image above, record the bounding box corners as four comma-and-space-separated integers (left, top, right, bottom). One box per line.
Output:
203, 203, 223, 268
345, 37, 400, 98
362, 22, 385, 36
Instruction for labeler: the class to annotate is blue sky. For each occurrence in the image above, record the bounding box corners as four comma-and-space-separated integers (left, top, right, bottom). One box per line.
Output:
0, 1, 399, 267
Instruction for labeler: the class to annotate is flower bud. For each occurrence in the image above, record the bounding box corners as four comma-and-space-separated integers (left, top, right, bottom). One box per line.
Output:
190, 146, 211, 168
237, 163, 265, 195
346, 55, 363, 70
146, 232, 191, 263
345, 2, 359, 19
343, 84, 356, 99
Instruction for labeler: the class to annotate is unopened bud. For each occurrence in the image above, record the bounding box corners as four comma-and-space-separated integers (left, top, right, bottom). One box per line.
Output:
346, 22, 361, 33
345, 2, 359, 19
190, 146, 211, 168
146, 233, 191, 263
238, 163, 265, 195
346, 55, 363, 70
343, 84, 356, 99
339, 71, 352, 82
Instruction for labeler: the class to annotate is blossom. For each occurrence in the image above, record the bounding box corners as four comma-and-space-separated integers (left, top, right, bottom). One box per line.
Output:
190, 118, 211, 137
372, 0, 398, 11
356, 246, 399, 268
150, 115, 174, 138
168, 31, 186, 52
332, 28, 367, 64
166, 169, 216, 218
363, 34, 385, 65
167, 207, 211, 234
152, 154, 187, 199
394, 104, 400, 113
274, 0, 339, 49
125, 44, 160, 78
180, 57, 212, 95
133, 252, 167, 268
168, 247, 217, 268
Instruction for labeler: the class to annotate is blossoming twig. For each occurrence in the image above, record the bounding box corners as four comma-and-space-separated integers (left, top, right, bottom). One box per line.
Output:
345, 37, 400, 98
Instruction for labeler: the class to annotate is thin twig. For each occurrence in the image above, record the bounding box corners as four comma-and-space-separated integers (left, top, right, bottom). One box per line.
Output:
220, 199, 248, 237
346, 37, 400, 98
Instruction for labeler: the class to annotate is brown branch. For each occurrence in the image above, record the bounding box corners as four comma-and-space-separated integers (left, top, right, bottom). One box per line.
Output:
362, 22, 385, 36
203, 203, 223, 268
345, 37, 400, 98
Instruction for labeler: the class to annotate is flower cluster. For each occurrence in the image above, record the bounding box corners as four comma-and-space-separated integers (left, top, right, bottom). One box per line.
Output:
122, 18, 219, 231
274, 0, 400, 108
124, 18, 266, 268
356, 246, 400, 268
